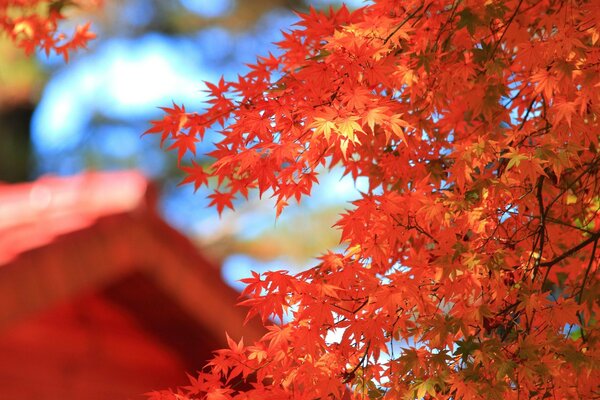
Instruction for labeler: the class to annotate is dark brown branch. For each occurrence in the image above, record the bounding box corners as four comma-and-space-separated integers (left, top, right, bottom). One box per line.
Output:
530, 215, 596, 235
497, 95, 538, 178
432, 0, 460, 52
489, 0, 524, 60
391, 214, 439, 244
544, 155, 600, 213
539, 230, 600, 268
577, 238, 598, 305
384, 3, 425, 44
343, 342, 370, 383
532, 176, 546, 280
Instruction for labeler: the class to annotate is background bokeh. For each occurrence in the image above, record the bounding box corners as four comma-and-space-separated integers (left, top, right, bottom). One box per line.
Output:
0, 0, 370, 290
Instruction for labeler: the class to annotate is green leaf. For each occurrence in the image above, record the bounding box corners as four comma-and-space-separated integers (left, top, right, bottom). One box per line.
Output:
457, 8, 482, 35
454, 337, 480, 362
415, 379, 437, 398
505, 152, 528, 171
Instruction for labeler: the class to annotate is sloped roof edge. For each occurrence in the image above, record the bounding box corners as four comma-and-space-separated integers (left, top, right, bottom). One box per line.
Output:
0, 170, 263, 344
0, 171, 150, 264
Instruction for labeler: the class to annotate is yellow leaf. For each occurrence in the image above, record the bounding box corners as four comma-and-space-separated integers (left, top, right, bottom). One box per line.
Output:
566, 191, 577, 204
339, 138, 350, 158
311, 117, 336, 141
337, 116, 363, 143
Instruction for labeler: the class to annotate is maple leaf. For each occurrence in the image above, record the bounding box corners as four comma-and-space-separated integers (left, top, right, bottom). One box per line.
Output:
207, 190, 235, 216
457, 7, 482, 36
275, 197, 289, 218
1, 1, 98, 60
168, 133, 198, 163
247, 344, 268, 364
144, 103, 188, 146
336, 116, 363, 143
531, 68, 557, 99
178, 160, 209, 192
553, 100, 576, 127
311, 117, 337, 141
364, 106, 388, 134
226, 333, 245, 355
146, 0, 600, 398
204, 76, 229, 97
386, 114, 409, 143
263, 324, 292, 352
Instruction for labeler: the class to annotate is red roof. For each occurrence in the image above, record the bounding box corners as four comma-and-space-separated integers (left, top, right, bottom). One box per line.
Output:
0, 171, 148, 264
0, 171, 263, 399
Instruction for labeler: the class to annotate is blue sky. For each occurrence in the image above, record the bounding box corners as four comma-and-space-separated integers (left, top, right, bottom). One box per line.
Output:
31, 0, 370, 290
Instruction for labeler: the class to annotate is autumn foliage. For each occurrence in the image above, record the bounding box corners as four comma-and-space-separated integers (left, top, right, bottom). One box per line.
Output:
145, 1, 600, 398
5, 0, 599, 398
144, 0, 600, 398
0, 0, 96, 61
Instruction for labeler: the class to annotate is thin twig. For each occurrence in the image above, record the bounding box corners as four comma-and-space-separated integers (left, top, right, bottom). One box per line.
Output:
384, 3, 425, 44
539, 230, 600, 268
489, 0, 525, 60
577, 238, 598, 305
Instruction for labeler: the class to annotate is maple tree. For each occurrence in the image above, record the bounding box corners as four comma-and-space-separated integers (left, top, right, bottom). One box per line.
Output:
145, 0, 600, 398
0, 0, 97, 61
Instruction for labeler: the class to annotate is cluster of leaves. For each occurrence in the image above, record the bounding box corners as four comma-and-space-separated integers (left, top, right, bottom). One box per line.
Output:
146, 0, 600, 398
0, 0, 97, 61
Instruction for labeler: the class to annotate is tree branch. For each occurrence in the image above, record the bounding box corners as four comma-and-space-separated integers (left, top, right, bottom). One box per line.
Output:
540, 230, 600, 268
532, 176, 546, 280
343, 342, 370, 383
384, 3, 425, 44
577, 238, 598, 304
489, 0, 524, 60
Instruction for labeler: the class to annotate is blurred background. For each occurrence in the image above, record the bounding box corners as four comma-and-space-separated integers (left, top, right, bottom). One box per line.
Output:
0, 1, 368, 398
0, 0, 370, 289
